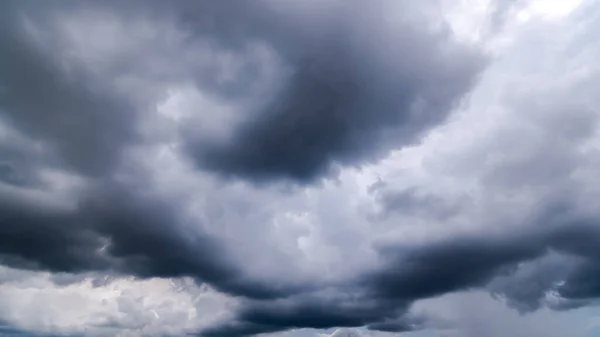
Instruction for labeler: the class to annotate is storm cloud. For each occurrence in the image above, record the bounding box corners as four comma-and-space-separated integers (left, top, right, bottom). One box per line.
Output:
1, 0, 600, 337
186, 0, 486, 183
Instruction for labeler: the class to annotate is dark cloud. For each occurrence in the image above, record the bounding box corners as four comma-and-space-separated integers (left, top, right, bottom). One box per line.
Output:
548, 223, 600, 302
200, 202, 600, 336
185, 1, 486, 183
236, 296, 403, 330
0, 2, 138, 178
0, 0, 304, 302
204, 302, 437, 336
2, 0, 600, 336
367, 234, 546, 302
365, 315, 428, 333
0, 0, 485, 308
450, 210, 600, 313
200, 291, 408, 336
0, 179, 304, 300
488, 253, 575, 313
200, 232, 544, 336
198, 322, 284, 337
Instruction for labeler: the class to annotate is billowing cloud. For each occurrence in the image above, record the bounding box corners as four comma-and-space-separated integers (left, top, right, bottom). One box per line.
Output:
186, 1, 485, 183
0, 0, 304, 301
1, 0, 600, 337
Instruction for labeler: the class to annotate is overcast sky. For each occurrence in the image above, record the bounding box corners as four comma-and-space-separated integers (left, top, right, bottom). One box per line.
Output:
1, 0, 600, 336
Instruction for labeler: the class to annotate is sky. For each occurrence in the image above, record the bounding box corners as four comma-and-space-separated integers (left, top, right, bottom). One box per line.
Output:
1, 0, 600, 336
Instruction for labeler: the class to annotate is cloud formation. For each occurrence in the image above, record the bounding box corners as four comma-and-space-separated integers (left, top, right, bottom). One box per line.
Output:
1, 0, 600, 336
187, 1, 485, 183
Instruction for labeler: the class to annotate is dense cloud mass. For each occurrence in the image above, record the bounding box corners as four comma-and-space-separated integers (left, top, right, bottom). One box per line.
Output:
190, 0, 485, 183
1, 0, 600, 336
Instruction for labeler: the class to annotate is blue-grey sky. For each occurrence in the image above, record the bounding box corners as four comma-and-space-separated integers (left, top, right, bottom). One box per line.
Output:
1, 0, 600, 336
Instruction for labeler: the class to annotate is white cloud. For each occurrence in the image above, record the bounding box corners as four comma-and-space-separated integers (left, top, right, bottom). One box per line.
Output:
0, 266, 235, 336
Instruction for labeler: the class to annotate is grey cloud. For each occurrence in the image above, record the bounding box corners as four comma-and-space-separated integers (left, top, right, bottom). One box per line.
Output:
200, 323, 285, 337
204, 296, 430, 336
175, 2, 600, 336
2, 0, 600, 336
365, 314, 428, 333
426, 291, 584, 337
328, 328, 362, 337
366, 234, 546, 303
480, 102, 598, 190
372, 5, 600, 317
557, 262, 600, 300
487, 0, 523, 36
0, 0, 305, 304
548, 223, 600, 301
184, 0, 486, 183
0, 189, 107, 273
0, 120, 52, 188
202, 202, 600, 336
369, 185, 465, 221
200, 232, 543, 336
0, 324, 77, 337
0, 180, 304, 300
0, 3, 138, 179
488, 253, 576, 313
200, 291, 408, 336
0, 266, 43, 285
3, 0, 485, 186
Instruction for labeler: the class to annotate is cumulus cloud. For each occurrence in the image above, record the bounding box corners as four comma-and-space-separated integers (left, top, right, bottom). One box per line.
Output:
0, 266, 235, 337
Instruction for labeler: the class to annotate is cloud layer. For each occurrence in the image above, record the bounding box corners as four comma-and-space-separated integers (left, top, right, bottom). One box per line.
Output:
1, 0, 600, 336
